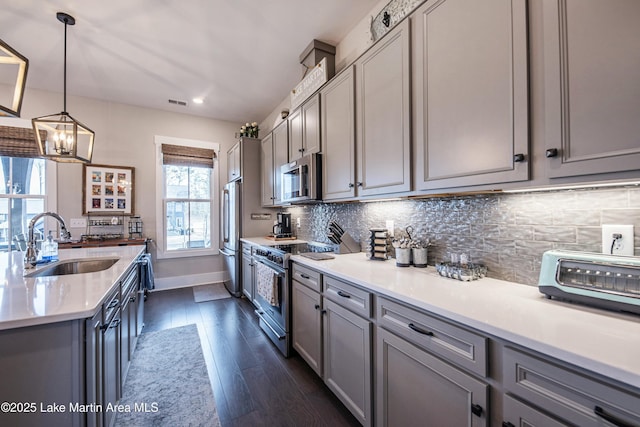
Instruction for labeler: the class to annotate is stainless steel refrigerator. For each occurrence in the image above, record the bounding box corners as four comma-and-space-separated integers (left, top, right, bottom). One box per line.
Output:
220, 138, 272, 297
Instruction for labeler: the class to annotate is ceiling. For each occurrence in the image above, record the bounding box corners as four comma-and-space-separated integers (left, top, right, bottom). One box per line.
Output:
1, 0, 377, 123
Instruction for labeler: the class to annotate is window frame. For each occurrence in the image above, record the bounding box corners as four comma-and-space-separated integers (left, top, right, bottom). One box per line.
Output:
0, 118, 57, 253
154, 135, 219, 259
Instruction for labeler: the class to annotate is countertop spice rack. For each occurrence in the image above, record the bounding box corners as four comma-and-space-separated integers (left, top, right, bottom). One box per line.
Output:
82, 211, 126, 241
367, 228, 389, 260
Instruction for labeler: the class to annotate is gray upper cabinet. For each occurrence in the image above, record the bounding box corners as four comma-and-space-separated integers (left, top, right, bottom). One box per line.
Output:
227, 142, 241, 182
412, 0, 529, 190
356, 19, 411, 197
289, 93, 321, 161
261, 133, 274, 206
543, 0, 640, 178
261, 121, 288, 206
322, 66, 356, 201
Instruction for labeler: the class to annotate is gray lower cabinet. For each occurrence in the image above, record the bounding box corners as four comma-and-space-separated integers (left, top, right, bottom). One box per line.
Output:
86, 309, 103, 427
355, 19, 411, 197
323, 298, 372, 427
290, 263, 372, 426
376, 327, 488, 427
241, 244, 255, 303
0, 321, 84, 427
542, 0, 640, 178
502, 394, 567, 427
411, 0, 529, 190
321, 65, 356, 201
292, 280, 322, 376
503, 347, 640, 426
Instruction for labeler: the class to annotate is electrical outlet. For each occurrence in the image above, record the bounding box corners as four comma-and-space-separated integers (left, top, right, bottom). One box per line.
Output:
385, 220, 394, 237
602, 224, 634, 256
70, 218, 87, 228
296, 217, 301, 228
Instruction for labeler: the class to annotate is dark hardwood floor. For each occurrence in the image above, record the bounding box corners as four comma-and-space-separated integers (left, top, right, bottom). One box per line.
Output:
143, 287, 361, 427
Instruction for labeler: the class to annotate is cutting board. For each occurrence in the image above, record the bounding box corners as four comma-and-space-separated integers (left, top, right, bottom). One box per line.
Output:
300, 252, 335, 261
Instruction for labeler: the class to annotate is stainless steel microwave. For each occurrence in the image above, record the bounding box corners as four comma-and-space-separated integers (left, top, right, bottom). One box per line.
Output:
280, 153, 321, 203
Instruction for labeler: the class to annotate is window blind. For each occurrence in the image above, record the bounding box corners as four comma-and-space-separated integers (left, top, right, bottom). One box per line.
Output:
161, 143, 216, 168
0, 125, 44, 158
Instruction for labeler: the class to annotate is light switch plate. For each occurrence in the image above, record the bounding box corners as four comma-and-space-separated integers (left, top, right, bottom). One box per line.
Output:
70, 218, 87, 228
602, 224, 634, 256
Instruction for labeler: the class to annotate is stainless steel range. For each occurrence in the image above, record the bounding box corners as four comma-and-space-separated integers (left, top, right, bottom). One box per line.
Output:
252, 242, 332, 357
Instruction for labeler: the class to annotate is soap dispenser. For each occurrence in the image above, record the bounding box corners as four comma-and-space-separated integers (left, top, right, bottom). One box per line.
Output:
42, 231, 59, 262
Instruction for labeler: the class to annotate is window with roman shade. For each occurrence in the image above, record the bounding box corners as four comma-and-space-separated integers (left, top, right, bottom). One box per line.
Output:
0, 122, 56, 253
161, 143, 216, 168
0, 125, 44, 158
156, 137, 219, 259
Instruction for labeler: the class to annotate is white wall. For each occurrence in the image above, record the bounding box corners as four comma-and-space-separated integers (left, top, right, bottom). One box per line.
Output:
259, 0, 387, 135
15, 87, 239, 288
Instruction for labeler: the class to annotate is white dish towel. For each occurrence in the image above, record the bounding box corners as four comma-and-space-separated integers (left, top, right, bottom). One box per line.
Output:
255, 262, 279, 307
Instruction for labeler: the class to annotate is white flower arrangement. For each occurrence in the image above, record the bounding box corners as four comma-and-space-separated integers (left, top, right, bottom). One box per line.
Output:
239, 122, 259, 138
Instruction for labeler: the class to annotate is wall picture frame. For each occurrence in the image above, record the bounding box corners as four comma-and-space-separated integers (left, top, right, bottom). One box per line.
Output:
83, 164, 135, 215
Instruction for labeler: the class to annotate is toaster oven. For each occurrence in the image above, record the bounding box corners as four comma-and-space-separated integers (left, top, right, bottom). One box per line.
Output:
539, 250, 640, 315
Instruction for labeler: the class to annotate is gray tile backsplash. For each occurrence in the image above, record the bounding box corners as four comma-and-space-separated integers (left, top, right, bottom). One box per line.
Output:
286, 186, 640, 286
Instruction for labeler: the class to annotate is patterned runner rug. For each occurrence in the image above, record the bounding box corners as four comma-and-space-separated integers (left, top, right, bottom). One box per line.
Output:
115, 324, 220, 427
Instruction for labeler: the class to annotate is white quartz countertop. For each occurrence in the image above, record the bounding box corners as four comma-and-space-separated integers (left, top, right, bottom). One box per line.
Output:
0, 245, 145, 330
289, 251, 640, 390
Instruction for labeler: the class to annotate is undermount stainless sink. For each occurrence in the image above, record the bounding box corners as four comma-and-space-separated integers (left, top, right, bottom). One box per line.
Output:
25, 257, 120, 278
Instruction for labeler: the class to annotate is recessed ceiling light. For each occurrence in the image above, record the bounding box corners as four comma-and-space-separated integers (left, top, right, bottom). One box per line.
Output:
192, 98, 204, 104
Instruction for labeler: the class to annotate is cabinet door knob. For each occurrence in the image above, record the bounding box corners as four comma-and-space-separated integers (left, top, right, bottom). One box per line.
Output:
348, 183, 354, 188
321, 309, 327, 315
314, 304, 320, 310
545, 148, 559, 158
513, 153, 525, 162
357, 182, 363, 187
471, 404, 483, 417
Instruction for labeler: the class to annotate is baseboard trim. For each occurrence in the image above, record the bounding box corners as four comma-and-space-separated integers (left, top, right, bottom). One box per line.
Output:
153, 271, 228, 291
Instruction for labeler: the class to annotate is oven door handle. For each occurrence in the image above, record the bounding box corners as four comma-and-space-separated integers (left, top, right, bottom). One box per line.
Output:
253, 257, 286, 277
255, 310, 286, 340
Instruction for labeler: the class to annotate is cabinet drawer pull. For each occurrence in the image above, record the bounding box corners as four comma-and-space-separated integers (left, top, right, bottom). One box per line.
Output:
337, 290, 351, 298
109, 319, 121, 329
314, 304, 320, 310
513, 153, 525, 162
545, 148, 559, 158
300, 273, 311, 279
408, 323, 434, 336
471, 403, 483, 417
594, 406, 633, 427
107, 299, 119, 309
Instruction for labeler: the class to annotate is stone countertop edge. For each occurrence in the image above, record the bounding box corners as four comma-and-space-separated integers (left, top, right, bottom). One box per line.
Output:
289, 251, 640, 391
0, 245, 145, 331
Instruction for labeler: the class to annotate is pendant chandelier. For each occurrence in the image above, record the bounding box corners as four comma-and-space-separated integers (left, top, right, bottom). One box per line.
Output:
0, 38, 29, 117
32, 12, 94, 163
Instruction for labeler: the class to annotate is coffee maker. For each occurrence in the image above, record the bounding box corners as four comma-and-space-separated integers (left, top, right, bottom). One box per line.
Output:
273, 213, 292, 238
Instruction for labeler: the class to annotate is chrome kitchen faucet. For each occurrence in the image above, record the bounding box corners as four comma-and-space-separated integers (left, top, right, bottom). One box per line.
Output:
24, 212, 72, 269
